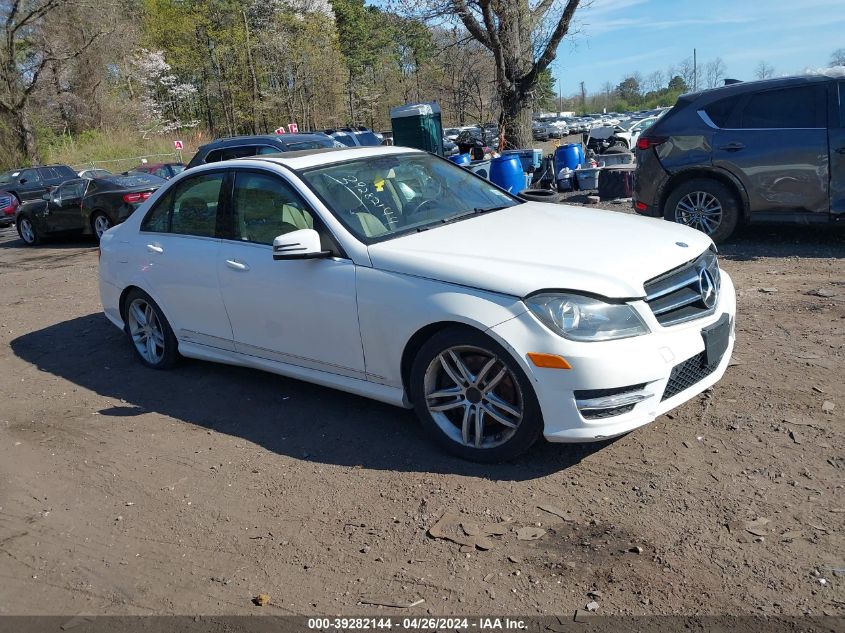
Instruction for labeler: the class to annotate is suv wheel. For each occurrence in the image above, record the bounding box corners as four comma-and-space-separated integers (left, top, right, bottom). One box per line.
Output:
664, 178, 739, 243
410, 327, 543, 462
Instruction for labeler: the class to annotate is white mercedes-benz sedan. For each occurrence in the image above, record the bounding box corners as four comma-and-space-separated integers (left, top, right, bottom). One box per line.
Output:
99, 146, 736, 461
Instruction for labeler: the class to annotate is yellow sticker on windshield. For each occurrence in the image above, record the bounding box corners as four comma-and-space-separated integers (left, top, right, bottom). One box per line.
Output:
374, 178, 385, 192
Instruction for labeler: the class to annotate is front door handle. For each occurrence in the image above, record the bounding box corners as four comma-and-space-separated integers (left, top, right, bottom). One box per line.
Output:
146, 244, 163, 254
718, 142, 745, 152
225, 259, 250, 272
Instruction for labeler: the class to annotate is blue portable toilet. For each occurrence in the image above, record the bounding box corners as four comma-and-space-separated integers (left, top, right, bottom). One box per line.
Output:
489, 154, 525, 194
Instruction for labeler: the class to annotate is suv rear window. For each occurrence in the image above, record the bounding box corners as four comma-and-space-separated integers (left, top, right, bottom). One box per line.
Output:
738, 86, 824, 129
703, 95, 741, 128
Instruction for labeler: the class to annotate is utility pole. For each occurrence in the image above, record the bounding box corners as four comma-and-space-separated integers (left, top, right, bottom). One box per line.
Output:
693, 48, 697, 91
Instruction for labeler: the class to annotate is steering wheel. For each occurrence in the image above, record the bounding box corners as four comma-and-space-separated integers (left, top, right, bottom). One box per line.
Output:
406, 198, 439, 217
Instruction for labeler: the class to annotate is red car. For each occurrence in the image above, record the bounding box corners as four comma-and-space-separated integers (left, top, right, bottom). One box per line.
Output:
0, 190, 19, 227
131, 162, 185, 180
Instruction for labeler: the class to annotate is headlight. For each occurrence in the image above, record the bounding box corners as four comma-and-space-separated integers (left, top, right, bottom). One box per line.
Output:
526, 293, 649, 341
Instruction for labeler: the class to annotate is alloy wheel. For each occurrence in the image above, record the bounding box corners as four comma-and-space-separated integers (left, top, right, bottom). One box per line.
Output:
19, 218, 35, 244
423, 345, 523, 449
93, 214, 111, 239
674, 191, 722, 235
126, 298, 166, 365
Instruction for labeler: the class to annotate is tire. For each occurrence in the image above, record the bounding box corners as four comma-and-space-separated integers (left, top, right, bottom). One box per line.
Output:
16, 215, 40, 245
663, 178, 739, 243
91, 211, 112, 241
122, 289, 179, 369
520, 188, 563, 203
409, 326, 543, 462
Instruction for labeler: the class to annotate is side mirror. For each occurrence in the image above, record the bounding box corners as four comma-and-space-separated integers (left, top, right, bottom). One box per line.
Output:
272, 228, 331, 261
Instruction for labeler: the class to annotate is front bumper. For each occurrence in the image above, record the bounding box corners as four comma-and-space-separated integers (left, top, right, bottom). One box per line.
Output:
488, 271, 736, 442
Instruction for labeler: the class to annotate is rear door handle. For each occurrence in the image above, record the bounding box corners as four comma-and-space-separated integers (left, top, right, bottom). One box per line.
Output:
146, 244, 163, 254
718, 142, 745, 152
225, 259, 250, 272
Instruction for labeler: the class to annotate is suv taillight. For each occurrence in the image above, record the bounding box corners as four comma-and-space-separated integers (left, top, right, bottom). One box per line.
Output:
637, 135, 667, 151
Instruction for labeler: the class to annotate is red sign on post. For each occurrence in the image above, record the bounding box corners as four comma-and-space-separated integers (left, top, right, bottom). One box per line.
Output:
173, 140, 184, 150
274, 127, 286, 134
287, 123, 299, 134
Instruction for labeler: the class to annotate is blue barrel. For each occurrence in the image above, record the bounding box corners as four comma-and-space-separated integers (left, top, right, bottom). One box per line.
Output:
449, 152, 471, 166
575, 143, 585, 166
489, 154, 525, 194
555, 143, 582, 171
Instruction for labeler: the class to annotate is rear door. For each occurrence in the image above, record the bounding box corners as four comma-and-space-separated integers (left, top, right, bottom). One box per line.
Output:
712, 83, 829, 217
830, 81, 845, 218
136, 170, 234, 350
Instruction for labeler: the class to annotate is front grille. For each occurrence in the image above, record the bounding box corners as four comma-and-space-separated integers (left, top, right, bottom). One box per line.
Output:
644, 249, 721, 326
661, 352, 718, 401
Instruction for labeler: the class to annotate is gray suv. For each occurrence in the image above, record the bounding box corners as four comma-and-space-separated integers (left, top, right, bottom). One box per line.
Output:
634, 75, 844, 242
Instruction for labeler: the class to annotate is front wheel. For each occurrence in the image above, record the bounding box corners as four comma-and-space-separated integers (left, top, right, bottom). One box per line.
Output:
122, 289, 179, 369
17, 216, 40, 245
410, 327, 543, 462
91, 211, 112, 241
663, 178, 739, 243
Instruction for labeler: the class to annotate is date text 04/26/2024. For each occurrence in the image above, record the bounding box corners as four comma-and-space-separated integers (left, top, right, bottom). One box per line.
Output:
307, 618, 527, 630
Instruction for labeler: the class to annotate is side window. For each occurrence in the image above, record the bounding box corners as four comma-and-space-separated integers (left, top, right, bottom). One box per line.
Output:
141, 172, 224, 237
739, 86, 824, 129
232, 171, 314, 245
703, 95, 741, 128
58, 180, 85, 201
204, 149, 224, 164
19, 169, 41, 184
256, 145, 281, 155
221, 146, 259, 160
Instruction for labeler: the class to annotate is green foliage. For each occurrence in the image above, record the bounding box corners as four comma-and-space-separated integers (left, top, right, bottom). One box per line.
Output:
535, 69, 556, 111
667, 75, 688, 92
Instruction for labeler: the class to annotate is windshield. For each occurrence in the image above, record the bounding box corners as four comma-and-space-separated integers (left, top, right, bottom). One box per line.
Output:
300, 152, 520, 242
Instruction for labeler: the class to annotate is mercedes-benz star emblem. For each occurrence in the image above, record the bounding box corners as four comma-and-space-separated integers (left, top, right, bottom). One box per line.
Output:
698, 269, 717, 309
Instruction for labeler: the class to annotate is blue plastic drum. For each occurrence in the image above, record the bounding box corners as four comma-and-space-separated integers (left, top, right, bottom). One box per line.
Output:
554, 143, 582, 171
449, 153, 471, 166
489, 154, 525, 194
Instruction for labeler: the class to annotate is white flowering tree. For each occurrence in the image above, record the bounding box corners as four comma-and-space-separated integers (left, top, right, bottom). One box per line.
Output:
130, 49, 200, 137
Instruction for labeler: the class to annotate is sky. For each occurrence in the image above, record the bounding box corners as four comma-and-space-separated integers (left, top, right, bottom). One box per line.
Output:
555, 0, 845, 94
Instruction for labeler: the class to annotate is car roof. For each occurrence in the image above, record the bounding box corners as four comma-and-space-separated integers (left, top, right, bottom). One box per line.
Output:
683, 74, 833, 103
241, 145, 423, 170
200, 133, 329, 150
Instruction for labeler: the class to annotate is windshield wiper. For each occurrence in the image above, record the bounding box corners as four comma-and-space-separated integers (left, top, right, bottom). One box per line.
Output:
414, 205, 510, 232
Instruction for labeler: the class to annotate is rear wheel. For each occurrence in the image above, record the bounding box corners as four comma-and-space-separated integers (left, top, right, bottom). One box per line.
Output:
17, 216, 39, 245
664, 178, 739, 243
410, 327, 543, 462
122, 289, 179, 369
520, 188, 563, 203
91, 211, 112, 241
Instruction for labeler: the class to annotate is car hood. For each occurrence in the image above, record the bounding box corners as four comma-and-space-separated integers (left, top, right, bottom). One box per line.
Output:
367, 202, 713, 299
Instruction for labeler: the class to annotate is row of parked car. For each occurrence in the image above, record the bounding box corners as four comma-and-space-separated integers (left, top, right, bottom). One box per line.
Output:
2, 127, 390, 244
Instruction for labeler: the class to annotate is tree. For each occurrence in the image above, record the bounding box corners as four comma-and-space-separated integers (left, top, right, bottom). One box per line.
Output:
754, 61, 774, 80
667, 75, 687, 92
677, 56, 697, 92
535, 68, 556, 111
409, 0, 584, 148
0, 0, 105, 163
616, 75, 640, 103
704, 57, 727, 89
643, 70, 664, 94
831, 48, 845, 66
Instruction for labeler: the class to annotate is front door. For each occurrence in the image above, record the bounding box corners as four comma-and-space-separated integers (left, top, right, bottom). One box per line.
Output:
216, 169, 365, 378
136, 169, 234, 351
713, 83, 829, 217
49, 179, 87, 232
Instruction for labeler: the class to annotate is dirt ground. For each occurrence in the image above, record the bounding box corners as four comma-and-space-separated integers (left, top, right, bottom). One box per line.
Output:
0, 212, 843, 618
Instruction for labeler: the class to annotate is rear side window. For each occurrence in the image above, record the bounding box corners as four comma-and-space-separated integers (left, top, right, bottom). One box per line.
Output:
142, 172, 224, 237
738, 86, 825, 129
222, 146, 261, 160
703, 95, 741, 128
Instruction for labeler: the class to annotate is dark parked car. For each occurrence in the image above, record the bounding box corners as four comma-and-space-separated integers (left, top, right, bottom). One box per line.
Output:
131, 162, 185, 180
0, 190, 19, 227
0, 165, 77, 203
634, 74, 844, 242
186, 134, 338, 169
15, 173, 166, 245
323, 127, 383, 147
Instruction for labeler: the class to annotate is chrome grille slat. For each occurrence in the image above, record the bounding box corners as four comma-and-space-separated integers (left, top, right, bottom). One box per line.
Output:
0, 195, 12, 208
644, 250, 720, 326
